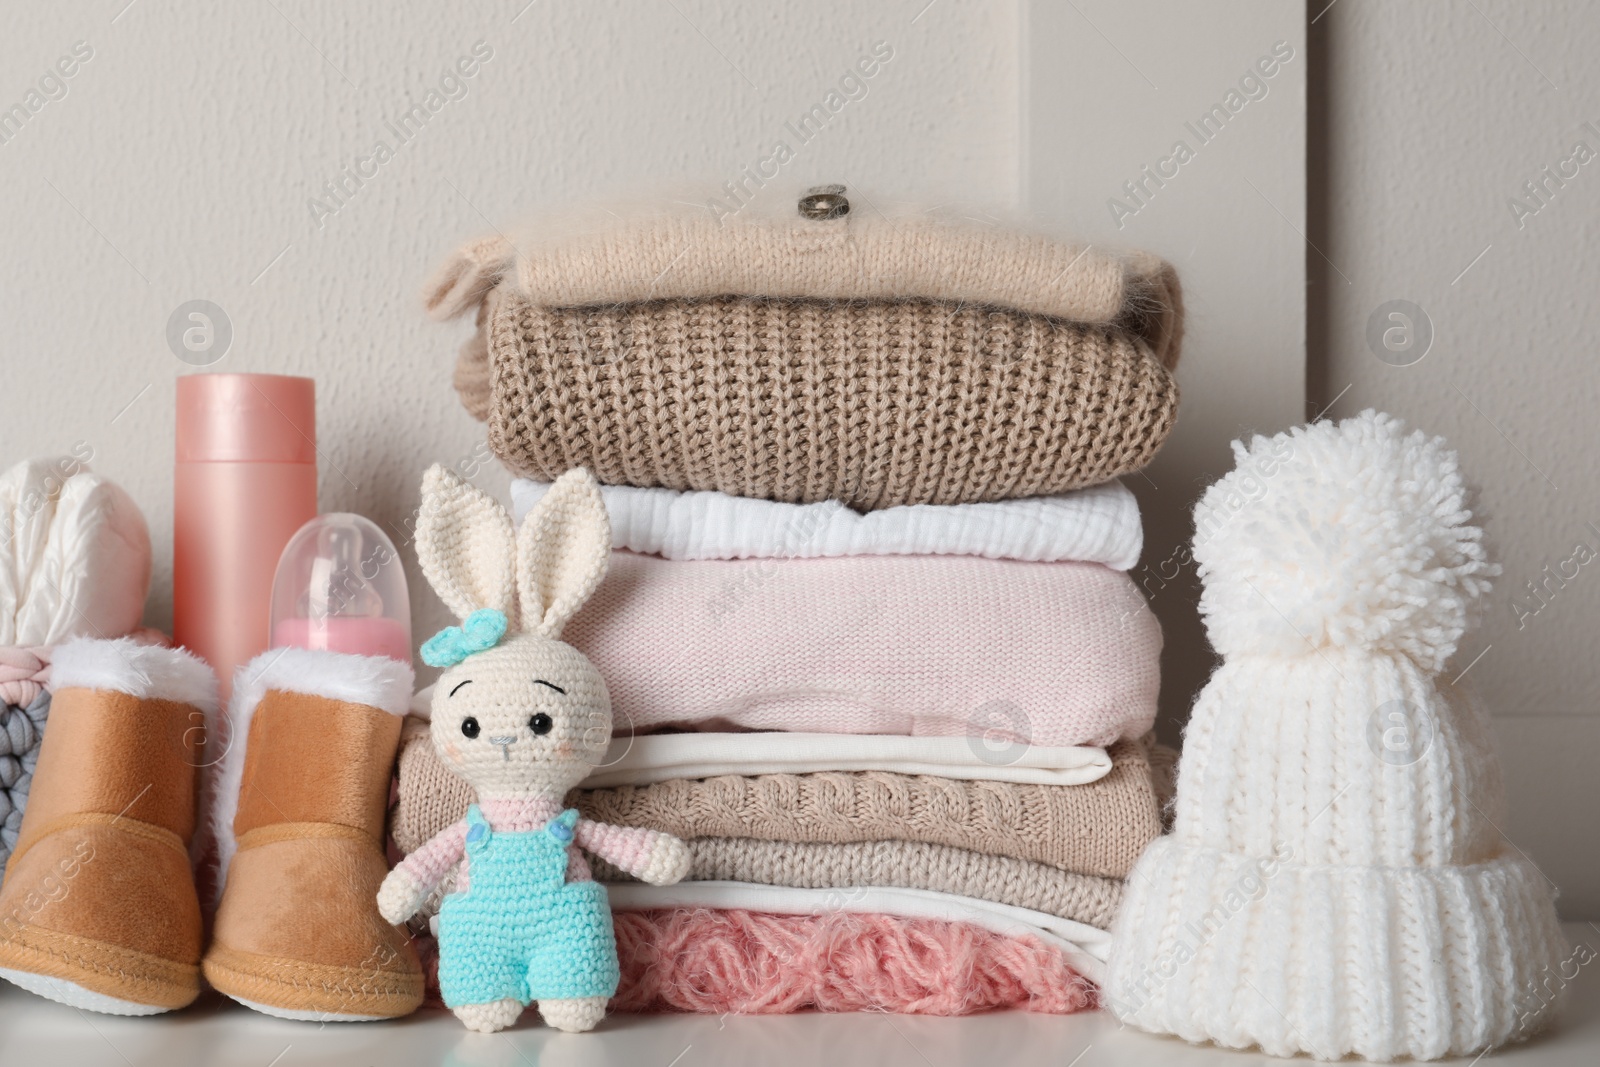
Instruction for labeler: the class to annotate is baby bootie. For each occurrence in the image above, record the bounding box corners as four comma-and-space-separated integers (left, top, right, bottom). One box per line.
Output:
201, 647, 422, 1020
0, 638, 216, 1014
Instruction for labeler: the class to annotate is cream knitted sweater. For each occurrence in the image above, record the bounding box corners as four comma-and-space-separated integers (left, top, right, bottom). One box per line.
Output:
426, 204, 1183, 362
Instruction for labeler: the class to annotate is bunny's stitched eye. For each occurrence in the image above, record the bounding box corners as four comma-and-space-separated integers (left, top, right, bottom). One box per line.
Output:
529, 713, 553, 736
460, 717, 481, 739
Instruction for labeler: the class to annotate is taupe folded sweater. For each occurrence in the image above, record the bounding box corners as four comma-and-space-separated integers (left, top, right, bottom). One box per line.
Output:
575, 739, 1161, 878
391, 723, 1163, 880
426, 198, 1184, 511
588, 838, 1125, 930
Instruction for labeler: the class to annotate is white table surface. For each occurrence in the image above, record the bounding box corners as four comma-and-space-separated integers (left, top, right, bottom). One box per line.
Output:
1, 921, 1596, 1066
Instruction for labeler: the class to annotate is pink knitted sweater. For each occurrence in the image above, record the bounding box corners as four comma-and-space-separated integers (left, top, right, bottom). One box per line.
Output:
392, 795, 676, 892
563, 552, 1161, 746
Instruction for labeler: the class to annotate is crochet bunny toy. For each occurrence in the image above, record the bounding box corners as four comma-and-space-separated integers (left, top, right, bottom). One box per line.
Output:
377, 465, 690, 1033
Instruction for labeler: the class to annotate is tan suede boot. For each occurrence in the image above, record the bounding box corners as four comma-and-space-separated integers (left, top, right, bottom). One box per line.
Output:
0, 638, 216, 1014
201, 648, 422, 1020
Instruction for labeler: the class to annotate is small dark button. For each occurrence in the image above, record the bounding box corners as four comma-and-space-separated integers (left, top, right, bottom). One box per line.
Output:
798, 184, 849, 220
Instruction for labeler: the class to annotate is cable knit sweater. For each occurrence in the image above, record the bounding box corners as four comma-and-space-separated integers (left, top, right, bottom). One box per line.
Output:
426, 201, 1183, 510
473, 296, 1178, 510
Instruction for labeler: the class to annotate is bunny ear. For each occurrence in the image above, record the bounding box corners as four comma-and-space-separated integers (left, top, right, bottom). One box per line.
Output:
515, 468, 611, 639
415, 464, 517, 622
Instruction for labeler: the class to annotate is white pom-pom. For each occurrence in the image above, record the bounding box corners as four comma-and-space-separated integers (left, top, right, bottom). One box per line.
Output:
1192, 410, 1496, 672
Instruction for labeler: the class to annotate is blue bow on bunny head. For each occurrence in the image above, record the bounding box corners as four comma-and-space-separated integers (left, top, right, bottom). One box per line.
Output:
420, 608, 508, 668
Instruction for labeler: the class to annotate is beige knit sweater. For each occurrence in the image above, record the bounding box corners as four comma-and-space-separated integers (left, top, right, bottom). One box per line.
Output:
573, 739, 1161, 878
426, 200, 1184, 511
391, 719, 1164, 879
426, 208, 1184, 361
588, 838, 1125, 930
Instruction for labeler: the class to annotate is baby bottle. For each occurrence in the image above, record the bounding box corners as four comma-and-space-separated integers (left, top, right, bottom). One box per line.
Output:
269, 514, 411, 663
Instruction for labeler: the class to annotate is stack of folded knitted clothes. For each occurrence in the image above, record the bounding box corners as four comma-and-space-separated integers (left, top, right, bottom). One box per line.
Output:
397, 193, 1184, 1015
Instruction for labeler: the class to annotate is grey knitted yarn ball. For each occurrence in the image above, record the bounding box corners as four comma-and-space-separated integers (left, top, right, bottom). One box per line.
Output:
0, 690, 50, 872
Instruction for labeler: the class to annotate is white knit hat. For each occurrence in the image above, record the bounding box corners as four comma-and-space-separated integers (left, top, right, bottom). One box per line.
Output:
1104, 411, 1567, 1062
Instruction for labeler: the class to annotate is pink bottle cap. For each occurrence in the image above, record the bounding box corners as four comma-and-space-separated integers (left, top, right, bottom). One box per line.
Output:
176, 373, 316, 464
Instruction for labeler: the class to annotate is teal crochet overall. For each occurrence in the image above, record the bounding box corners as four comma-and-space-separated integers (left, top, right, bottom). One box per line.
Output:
437, 806, 620, 1007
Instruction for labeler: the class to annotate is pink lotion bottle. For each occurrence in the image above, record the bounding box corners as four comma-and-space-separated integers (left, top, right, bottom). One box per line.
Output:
174, 374, 318, 697
269, 514, 412, 665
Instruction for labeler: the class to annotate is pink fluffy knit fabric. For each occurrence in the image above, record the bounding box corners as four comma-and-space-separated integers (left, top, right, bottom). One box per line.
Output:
417, 911, 1097, 1016
614, 910, 1096, 1015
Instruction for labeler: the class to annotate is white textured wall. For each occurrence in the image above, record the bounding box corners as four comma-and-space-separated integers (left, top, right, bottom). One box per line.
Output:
1312, 1, 1600, 916
0, 0, 1018, 652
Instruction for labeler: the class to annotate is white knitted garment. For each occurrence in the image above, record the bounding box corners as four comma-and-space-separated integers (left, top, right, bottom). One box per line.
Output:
509, 477, 1143, 568
577, 731, 1113, 789
1105, 411, 1566, 1062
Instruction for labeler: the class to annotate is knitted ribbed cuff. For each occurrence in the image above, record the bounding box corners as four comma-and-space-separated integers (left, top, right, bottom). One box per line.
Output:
1106, 837, 1568, 1061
